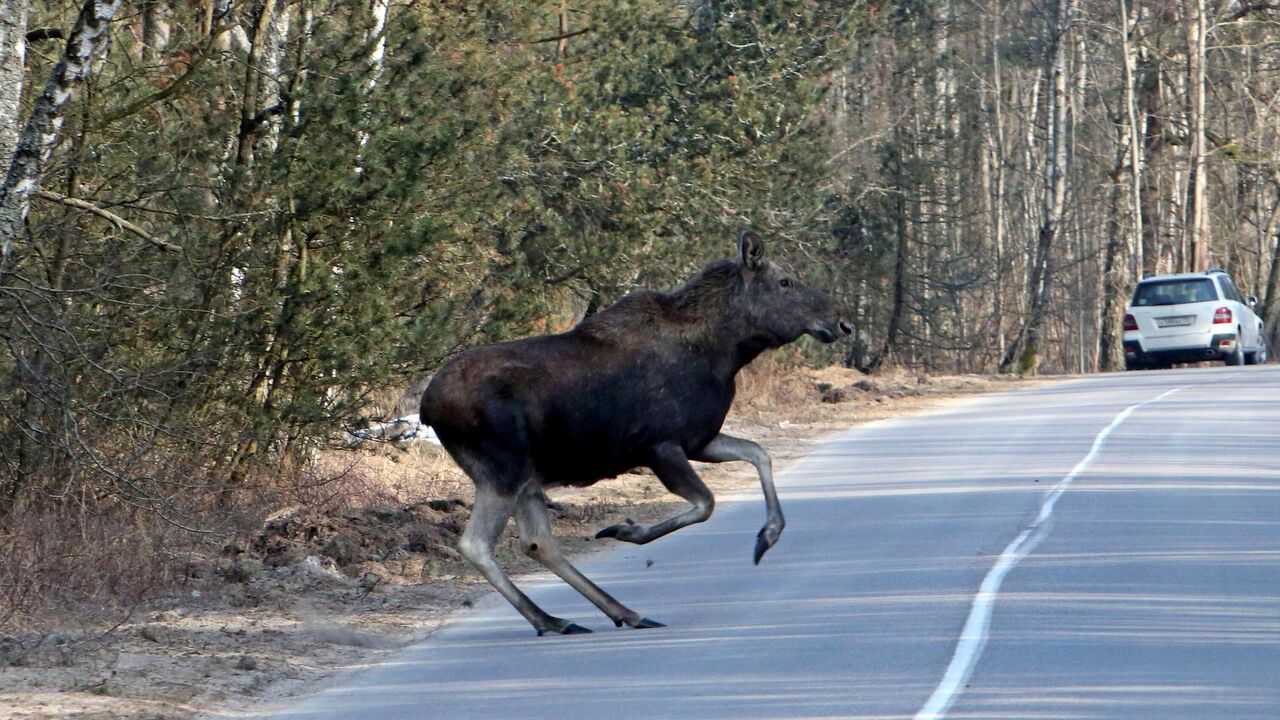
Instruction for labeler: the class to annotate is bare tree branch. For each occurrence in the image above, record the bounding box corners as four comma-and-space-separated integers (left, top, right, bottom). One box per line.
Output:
33, 190, 184, 253
98, 22, 234, 125
24, 27, 62, 42
528, 26, 591, 44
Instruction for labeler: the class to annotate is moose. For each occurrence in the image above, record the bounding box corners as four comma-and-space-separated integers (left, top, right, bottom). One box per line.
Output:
420, 230, 851, 635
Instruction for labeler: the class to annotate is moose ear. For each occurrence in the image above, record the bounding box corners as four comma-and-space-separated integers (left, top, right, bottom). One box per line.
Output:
738, 229, 766, 272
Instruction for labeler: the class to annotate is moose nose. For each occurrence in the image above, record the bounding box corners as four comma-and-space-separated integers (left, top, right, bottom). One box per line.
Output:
838, 319, 853, 336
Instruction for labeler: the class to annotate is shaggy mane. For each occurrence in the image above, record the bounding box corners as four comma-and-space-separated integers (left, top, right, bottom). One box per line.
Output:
575, 259, 744, 341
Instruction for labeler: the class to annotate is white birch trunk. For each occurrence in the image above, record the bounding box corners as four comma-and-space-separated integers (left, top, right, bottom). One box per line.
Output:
984, 0, 1009, 362
257, 0, 292, 154
0, 0, 28, 172
141, 0, 171, 62
0, 0, 124, 276
1001, 0, 1075, 373
1185, 0, 1209, 270
1119, 0, 1145, 277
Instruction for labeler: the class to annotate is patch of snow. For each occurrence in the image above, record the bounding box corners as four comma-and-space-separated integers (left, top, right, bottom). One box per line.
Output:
302, 555, 343, 579
348, 414, 440, 446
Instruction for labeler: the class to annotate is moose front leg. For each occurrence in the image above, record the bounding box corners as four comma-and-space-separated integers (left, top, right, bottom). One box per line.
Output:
690, 433, 783, 564
596, 442, 715, 545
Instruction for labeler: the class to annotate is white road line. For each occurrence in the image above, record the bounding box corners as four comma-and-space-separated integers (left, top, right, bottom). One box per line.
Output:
913, 386, 1183, 720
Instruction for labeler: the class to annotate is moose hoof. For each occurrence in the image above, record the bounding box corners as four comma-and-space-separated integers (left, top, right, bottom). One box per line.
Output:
536, 620, 593, 636
754, 526, 782, 565
595, 519, 641, 543
753, 535, 770, 565
633, 617, 666, 629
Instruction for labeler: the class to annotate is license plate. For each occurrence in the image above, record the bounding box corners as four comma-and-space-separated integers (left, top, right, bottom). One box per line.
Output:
1155, 315, 1194, 328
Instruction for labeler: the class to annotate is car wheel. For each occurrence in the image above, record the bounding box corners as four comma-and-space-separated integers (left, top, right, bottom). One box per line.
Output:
1245, 330, 1262, 365
1227, 341, 1245, 366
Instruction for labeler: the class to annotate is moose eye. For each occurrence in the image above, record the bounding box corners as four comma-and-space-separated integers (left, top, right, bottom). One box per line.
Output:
779, 278, 792, 289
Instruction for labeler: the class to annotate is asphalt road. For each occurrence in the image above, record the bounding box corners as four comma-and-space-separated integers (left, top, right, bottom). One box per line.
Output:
259, 366, 1280, 720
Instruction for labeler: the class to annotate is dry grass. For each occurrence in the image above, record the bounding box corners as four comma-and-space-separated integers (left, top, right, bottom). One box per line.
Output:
0, 506, 212, 635
732, 352, 823, 416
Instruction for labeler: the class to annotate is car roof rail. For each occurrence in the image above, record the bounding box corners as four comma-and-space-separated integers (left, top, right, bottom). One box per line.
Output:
1205, 266, 1226, 275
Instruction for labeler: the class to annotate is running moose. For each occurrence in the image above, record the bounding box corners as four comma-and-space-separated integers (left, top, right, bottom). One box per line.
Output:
420, 230, 851, 635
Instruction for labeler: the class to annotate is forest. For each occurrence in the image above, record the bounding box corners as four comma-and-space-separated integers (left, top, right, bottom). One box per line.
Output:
2, 0, 1279, 618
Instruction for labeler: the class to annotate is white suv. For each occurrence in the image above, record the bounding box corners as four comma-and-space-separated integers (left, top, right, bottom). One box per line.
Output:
1123, 269, 1268, 370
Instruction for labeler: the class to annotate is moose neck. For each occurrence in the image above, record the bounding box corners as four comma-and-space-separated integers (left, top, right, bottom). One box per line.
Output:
731, 332, 780, 372
682, 312, 771, 385
666, 261, 783, 380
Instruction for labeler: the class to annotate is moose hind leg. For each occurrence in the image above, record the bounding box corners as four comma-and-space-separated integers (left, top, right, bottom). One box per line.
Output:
459, 485, 591, 636
515, 488, 664, 630
595, 442, 714, 545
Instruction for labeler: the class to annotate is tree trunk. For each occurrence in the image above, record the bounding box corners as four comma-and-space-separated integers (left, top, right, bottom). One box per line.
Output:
0, 0, 124, 277
1001, 0, 1074, 374
1183, 0, 1209, 271
234, 0, 279, 168
0, 0, 28, 171
1070, 10, 1090, 373
1260, 173, 1280, 336
860, 142, 910, 374
1119, 0, 1144, 278
984, 0, 1009, 367
1098, 149, 1130, 372
557, 2, 569, 58
1138, 38, 1162, 275
1016, 67, 1043, 317
1264, 230, 1280, 331
141, 0, 171, 62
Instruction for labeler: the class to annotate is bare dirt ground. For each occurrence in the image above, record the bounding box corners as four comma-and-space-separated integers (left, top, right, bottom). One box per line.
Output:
0, 366, 1032, 720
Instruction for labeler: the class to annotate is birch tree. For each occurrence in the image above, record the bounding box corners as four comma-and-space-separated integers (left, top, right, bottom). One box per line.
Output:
0, 0, 27, 170
1184, 0, 1209, 270
1000, 0, 1076, 373
0, 0, 124, 276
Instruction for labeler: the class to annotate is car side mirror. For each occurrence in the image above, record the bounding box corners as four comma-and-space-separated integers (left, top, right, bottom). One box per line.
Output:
1247, 295, 1259, 307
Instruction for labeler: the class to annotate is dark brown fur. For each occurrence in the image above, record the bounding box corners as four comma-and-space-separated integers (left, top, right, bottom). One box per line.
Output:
420, 230, 849, 635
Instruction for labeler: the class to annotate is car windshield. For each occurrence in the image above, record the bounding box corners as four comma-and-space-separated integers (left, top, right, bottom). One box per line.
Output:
1132, 278, 1218, 306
